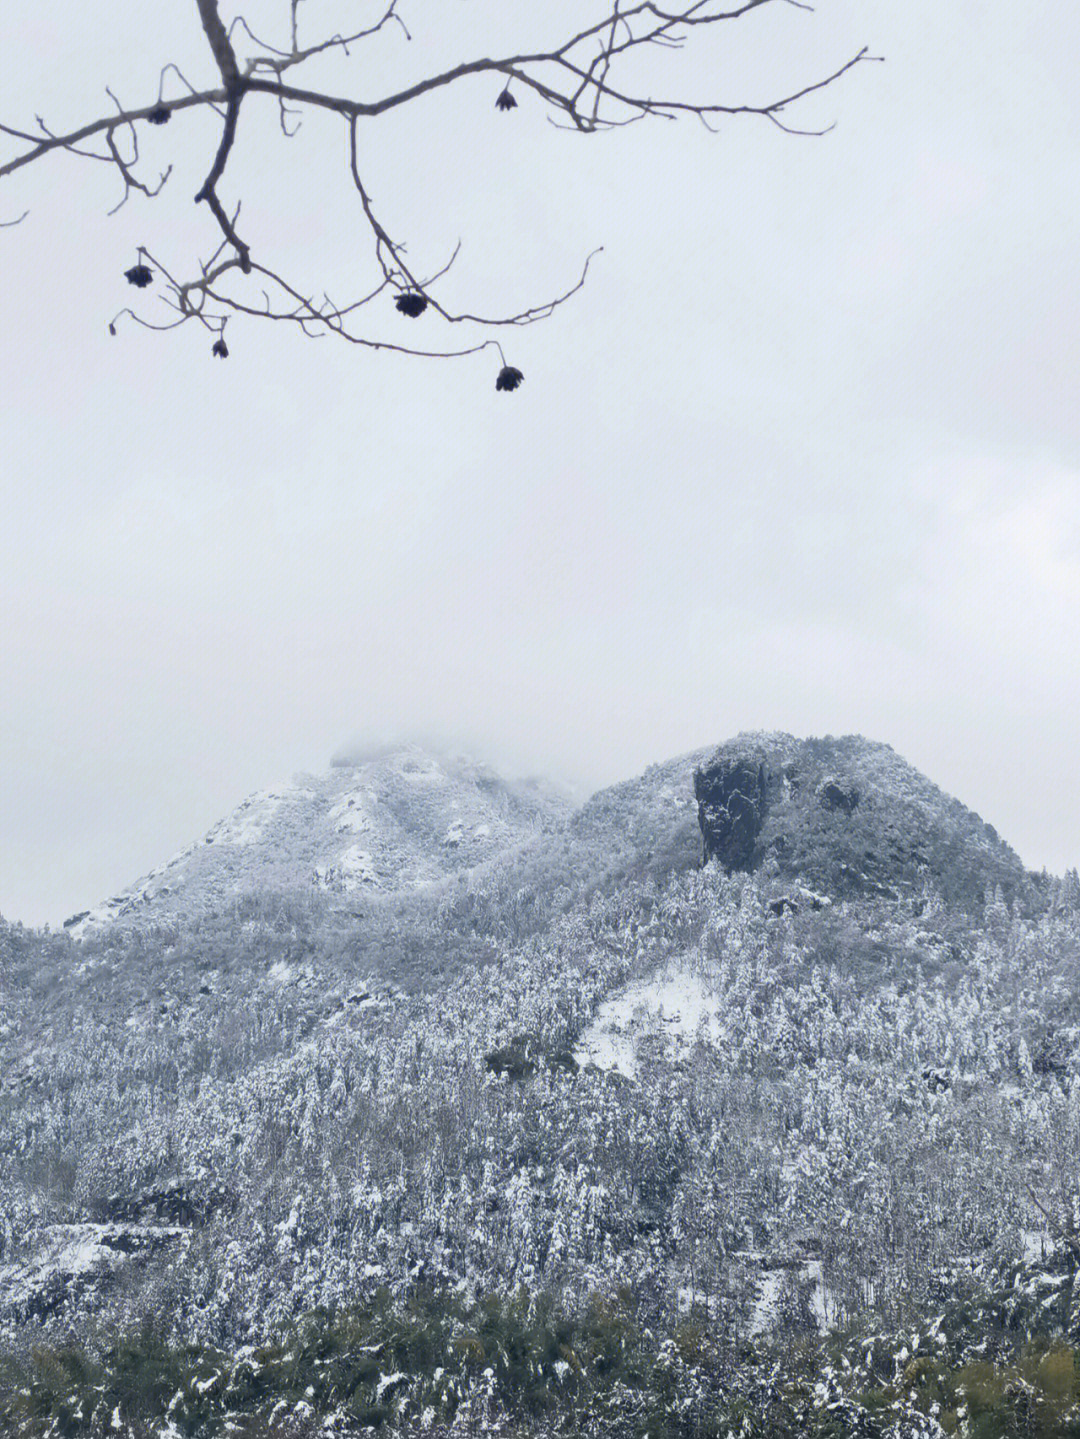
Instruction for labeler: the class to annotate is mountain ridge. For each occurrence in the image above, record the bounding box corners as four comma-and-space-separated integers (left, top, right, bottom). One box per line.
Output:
63, 731, 1037, 938
63, 743, 573, 936
4, 729, 1079, 1371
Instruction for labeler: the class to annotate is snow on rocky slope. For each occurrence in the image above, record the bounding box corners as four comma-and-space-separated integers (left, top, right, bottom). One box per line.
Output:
573, 965, 722, 1078
63, 746, 572, 936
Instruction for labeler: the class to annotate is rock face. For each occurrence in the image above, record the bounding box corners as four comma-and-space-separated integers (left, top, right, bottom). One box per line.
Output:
694, 756, 769, 870
694, 733, 1028, 910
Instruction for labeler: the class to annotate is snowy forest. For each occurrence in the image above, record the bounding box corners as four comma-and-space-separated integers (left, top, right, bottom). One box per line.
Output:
3, 734, 1080, 1436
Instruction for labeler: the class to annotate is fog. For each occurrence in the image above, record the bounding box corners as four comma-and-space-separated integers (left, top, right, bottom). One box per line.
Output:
2, 1, 1078, 926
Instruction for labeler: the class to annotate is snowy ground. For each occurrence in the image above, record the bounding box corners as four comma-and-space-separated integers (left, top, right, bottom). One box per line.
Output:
0, 1224, 188, 1328
573, 966, 722, 1078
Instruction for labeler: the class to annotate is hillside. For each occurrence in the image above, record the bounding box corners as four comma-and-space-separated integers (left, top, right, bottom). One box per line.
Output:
2, 734, 1080, 1437
62, 745, 571, 938
694, 732, 1027, 908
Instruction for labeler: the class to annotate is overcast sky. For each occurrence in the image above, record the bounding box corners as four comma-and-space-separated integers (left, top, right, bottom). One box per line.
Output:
2, 0, 1079, 926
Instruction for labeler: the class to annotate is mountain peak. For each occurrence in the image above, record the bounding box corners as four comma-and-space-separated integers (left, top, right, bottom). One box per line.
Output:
694, 732, 1026, 909
64, 748, 571, 935
63, 732, 1033, 937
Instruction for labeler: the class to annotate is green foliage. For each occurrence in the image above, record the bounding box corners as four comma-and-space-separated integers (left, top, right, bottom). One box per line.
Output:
8, 1280, 1080, 1438
0, 1286, 646, 1436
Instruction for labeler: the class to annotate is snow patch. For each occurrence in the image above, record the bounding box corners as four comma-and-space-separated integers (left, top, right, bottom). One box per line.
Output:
314, 846, 379, 892
328, 790, 375, 833
338, 846, 377, 887
207, 790, 287, 846
376, 1372, 407, 1401
574, 966, 722, 1078
748, 1271, 784, 1336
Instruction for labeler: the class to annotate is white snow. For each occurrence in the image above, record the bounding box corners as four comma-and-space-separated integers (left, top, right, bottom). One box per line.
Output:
337, 846, 377, 887
0, 1224, 188, 1319
1022, 1228, 1053, 1262
747, 1271, 784, 1336
207, 790, 286, 846
806, 1259, 831, 1330
376, 1372, 407, 1401
746, 1261, 832, 1336
315, 846, 379, 892
574, 966, 722, 1077
328, 790, 375, 833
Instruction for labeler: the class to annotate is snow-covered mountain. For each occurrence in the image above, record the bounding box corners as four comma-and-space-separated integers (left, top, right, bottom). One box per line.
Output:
3, 732, 1077, 1369
61, 731, 1028, 942
62, 745, 571, 936
692, 732, 1027, 908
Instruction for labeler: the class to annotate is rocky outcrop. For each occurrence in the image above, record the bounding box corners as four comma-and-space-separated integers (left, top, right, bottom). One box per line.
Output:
819, 779, 859, 815
0, 1223, 187, 1327
694, 733, 1029, 911
694, 757, 770, 870
102, 1180, 235, 1227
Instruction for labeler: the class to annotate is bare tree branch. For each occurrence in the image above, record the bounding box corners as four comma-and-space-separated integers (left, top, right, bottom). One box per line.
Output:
195, 0, 241, 87
2, 0, 876, 377
194, 86, 251, 271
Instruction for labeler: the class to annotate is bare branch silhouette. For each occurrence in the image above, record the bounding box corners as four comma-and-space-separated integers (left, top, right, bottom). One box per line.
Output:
1, 0, 878, 380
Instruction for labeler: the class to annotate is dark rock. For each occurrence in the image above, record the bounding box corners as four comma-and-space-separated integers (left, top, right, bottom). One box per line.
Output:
694, 756, 770, 870
484, 1034, 576, 1081
63, 911, 90, 928
485, 1038, 537, 1081
548, 1049, 580, 1075
820, 779, 859, 814
102, 1181, 235, 1227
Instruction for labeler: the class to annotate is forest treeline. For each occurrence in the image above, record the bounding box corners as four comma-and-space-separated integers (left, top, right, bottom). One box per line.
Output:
5, 1274, 1080, 1437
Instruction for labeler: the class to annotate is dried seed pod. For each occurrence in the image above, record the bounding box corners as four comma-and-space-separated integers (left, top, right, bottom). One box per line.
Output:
496, 366, 524, 392
395, 292, 428, 318
124, 264, 153, 288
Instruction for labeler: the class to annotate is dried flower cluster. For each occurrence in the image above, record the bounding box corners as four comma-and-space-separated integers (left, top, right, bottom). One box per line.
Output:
394, 292, 429, 318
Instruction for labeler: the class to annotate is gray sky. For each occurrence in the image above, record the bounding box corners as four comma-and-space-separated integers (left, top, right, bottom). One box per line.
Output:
2, 1, 1079, 927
